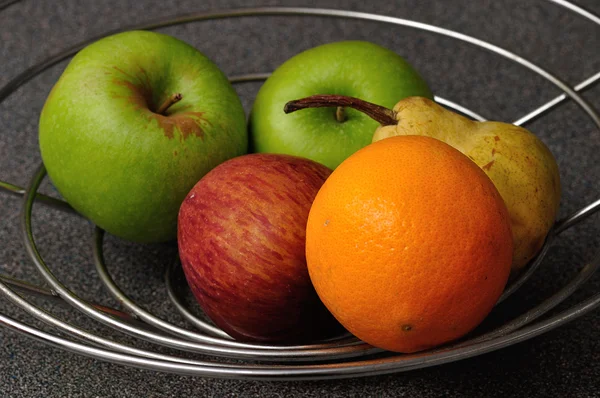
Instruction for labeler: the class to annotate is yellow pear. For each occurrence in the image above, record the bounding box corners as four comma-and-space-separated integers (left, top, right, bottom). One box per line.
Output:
285, 95, 561, 271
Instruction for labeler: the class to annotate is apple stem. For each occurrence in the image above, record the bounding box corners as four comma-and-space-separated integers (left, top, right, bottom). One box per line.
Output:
284, 94, 397, 126
335, 106, 346, 123
156, 93, 182, 115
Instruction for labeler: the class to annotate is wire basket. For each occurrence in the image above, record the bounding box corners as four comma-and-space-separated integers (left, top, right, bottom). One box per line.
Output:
1, 2, 600, 381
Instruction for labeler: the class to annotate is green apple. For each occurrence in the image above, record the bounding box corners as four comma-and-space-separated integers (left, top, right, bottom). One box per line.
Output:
39, 30, 247, 243
249, 41, 433, 169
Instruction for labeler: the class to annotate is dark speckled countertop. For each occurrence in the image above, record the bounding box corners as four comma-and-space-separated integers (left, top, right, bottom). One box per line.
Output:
1, 0, 599, 397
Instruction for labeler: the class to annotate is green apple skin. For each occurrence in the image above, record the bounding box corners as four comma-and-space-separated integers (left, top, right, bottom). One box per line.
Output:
39, 30, 247, 243
249, 41, 433, 169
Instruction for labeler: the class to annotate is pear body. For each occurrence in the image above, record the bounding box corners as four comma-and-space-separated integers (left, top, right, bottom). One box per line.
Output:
373, 97, 561, 271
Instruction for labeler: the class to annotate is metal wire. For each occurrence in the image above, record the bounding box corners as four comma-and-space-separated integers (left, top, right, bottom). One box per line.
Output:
1, 2, 600, 380
91, 226, 368, 358
2, 269, 599, 380
163, 256, 235, 340
513, 71, 600, 126
0, 0, 20, 12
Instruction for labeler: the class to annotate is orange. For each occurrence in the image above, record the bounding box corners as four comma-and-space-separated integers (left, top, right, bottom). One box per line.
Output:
306, 135, 513, 353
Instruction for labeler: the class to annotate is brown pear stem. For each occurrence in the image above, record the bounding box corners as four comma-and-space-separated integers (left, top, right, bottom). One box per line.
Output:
156, 93, 182, 115
284, 94, 397, 126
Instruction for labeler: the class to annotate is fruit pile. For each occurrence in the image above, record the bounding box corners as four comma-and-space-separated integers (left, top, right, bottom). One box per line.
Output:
38, 30, 561, 353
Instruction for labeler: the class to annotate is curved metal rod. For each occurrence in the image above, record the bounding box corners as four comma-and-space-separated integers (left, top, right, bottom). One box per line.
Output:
163, 256, 234, 340
1, 7, 599, 132
547, 0, 600, 25
498, 231, 554, 302
513, 71, 600, 126
514, 0, 600, 126
1, 275, 599, 380
93, 226, 362, 352
0, 274, 141, 324
0, 0, 20, 12
162, 252, 357, 344
433, 96, 487, 121
0, 276, 254, 368
20, 164, 380, 362
0, 274, 57, 299
554, 198, 600, 234
451, 254, 600, 349
0, 180, 76, 215
500, 195, 600, 300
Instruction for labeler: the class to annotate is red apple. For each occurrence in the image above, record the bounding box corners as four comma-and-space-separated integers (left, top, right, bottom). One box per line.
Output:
177, 153, 340, 343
